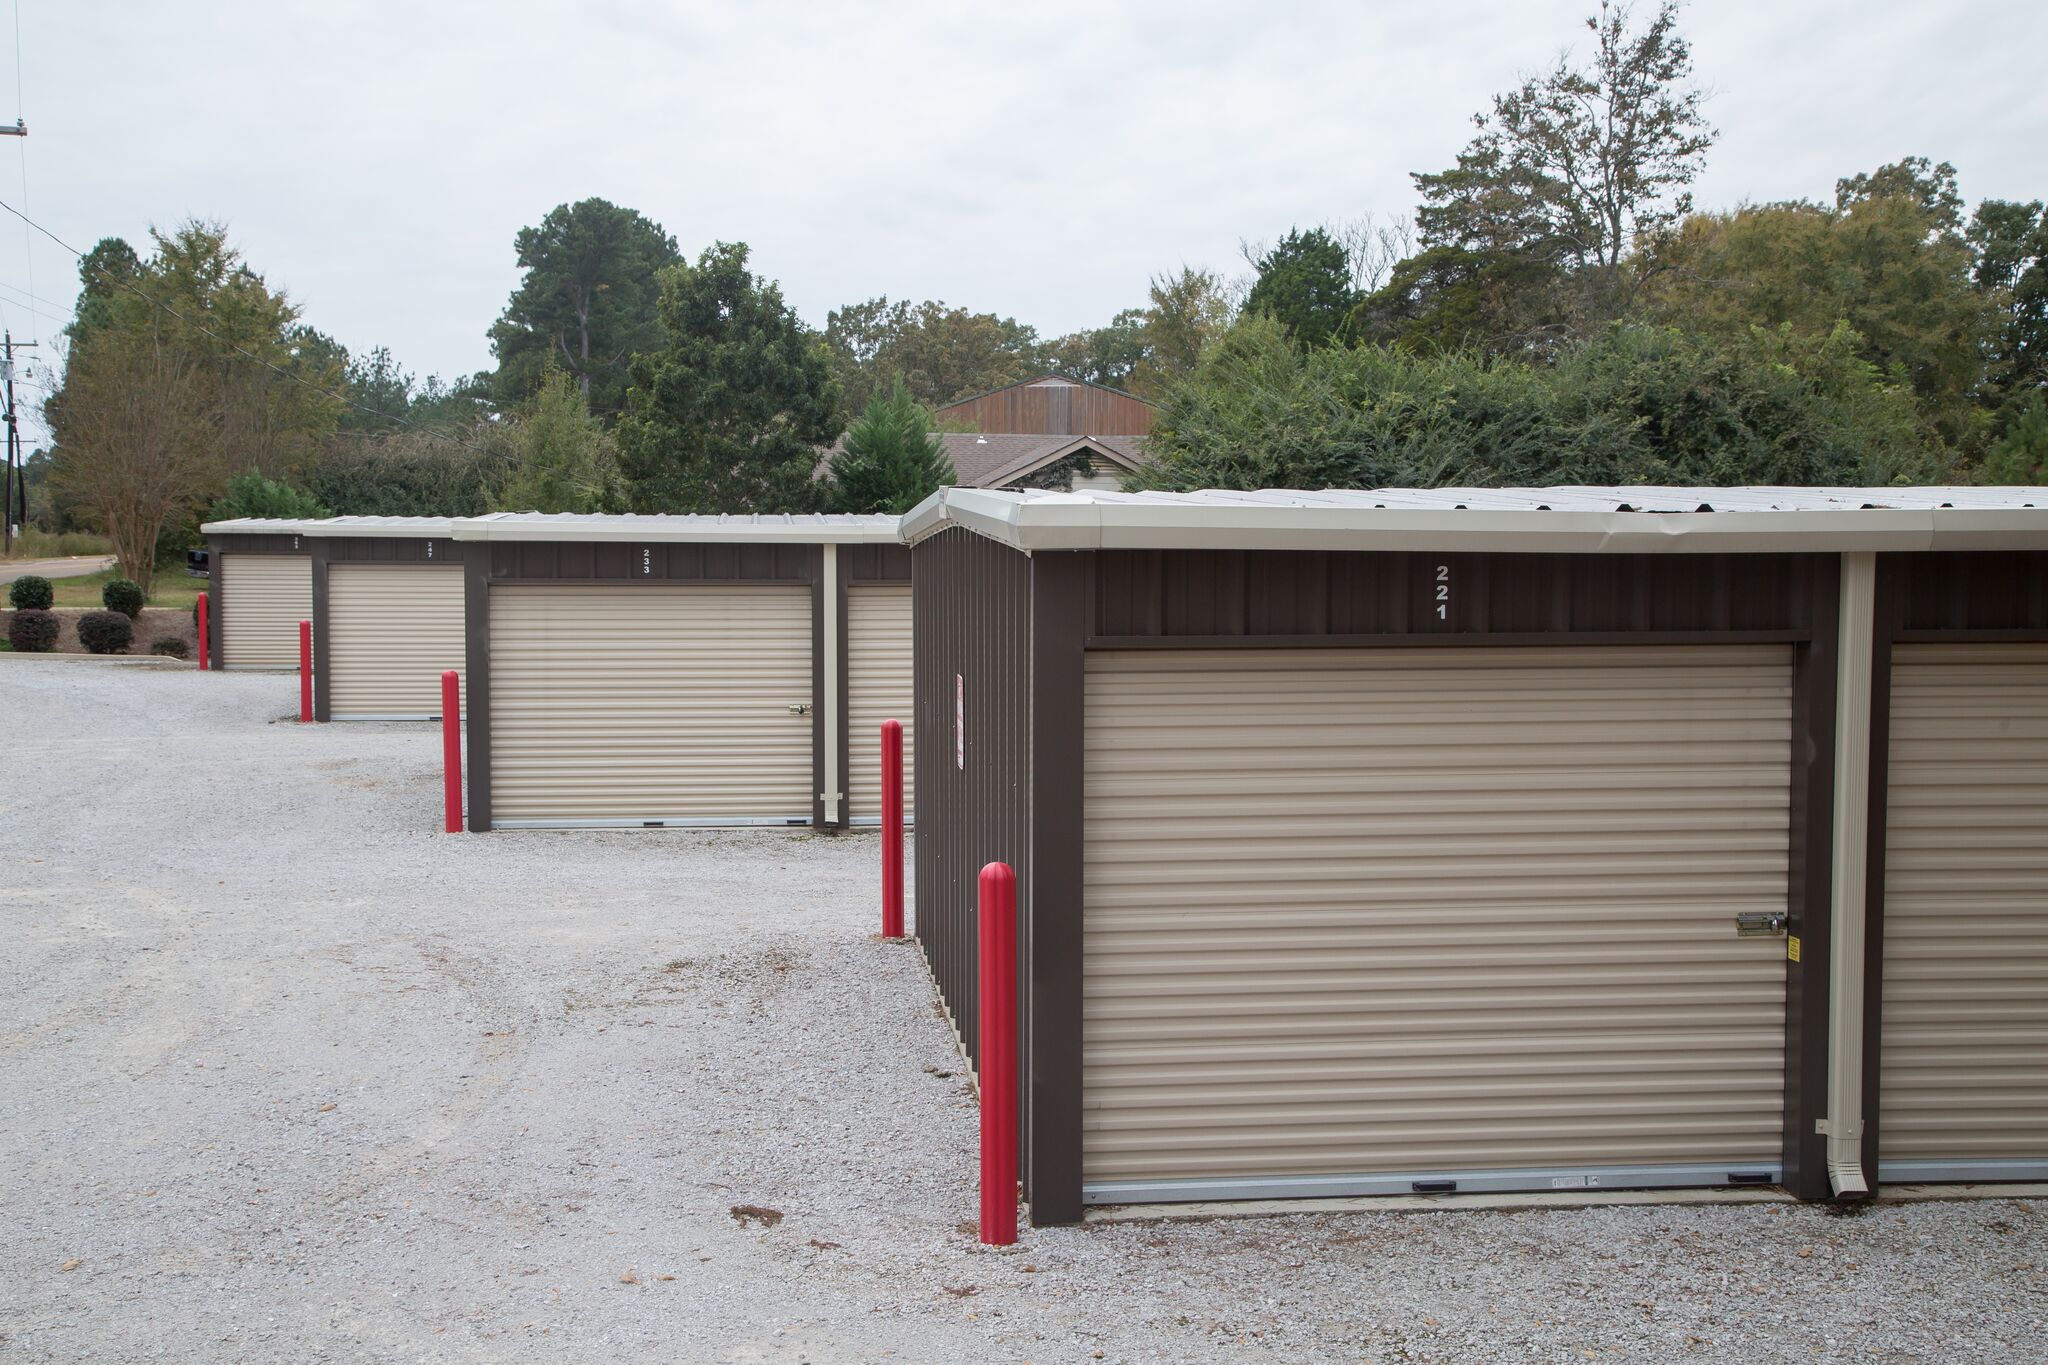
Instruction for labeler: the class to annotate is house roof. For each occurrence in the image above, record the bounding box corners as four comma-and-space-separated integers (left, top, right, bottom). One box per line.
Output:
900, 485, 2048, 555
941, 432, 1149, 487
449, 511, 902, 544
934, 373, 1154, 413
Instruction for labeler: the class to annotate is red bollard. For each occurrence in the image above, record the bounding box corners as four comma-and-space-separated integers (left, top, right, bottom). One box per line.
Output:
978, 861, 1018, 1246
441, 669, 463, 834
195, 592, 210, 671
881, 720, 904, 938
298, 619, 313, 722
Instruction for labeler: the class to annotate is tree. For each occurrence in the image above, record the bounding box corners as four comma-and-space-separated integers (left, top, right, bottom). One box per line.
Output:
48, 320, 218, 592
1363, 1, 1714, 350
304, 426, 511, 517
43, 222, 342, 580
616, 242, 842, 513
494, 366, 618, 513
1043, 309, 1148, 390
1644, 164, 1990, 442
827, 378, 955, 514
1242, 227, 1360, 348
1981, 394, 2048, 485
488, 198, 681, 420
1969, 197, 2048, 399
824, 297, 1047, 411
1140, 315, 1942, 494
210, 469, 330, 521
1128, 267, 1235, 397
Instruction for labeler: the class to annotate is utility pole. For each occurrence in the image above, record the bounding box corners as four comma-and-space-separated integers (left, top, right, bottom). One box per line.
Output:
3, 332, 37, 554
0, 116, 27, 552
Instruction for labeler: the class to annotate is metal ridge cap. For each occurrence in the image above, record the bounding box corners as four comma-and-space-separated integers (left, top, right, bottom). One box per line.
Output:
200, 517, 325, 535
295, 517, 455, 539
448, 513, 902, 544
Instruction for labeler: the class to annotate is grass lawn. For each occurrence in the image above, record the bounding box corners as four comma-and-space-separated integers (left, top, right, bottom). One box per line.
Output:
49, 569, 207, 612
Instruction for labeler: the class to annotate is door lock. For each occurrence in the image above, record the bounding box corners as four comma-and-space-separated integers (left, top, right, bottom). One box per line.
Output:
788, 703, 813, 716
1735, 911, 1788, 937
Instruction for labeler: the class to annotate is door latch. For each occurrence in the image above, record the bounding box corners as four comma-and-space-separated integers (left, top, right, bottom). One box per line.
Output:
1735, 911, 1788, 937
788, 703, 812, 716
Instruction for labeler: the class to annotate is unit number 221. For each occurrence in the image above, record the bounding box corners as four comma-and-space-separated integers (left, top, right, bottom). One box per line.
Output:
1434, 564, 1450, 621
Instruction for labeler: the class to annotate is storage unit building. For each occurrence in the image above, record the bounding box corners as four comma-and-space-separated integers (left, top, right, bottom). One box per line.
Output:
200, 518, 317, 671
450, 513, 909, 831
901, 485, 2048, 1225
299, 518, 464, 721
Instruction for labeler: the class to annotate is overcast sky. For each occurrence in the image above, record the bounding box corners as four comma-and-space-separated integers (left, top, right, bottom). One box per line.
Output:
6, 1, 2046, 443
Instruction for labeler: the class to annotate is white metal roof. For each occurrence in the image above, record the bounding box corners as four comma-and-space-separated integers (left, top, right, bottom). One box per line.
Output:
201, 515, 454, 538
450, 511, 903, 545
899, 486, 2048, 555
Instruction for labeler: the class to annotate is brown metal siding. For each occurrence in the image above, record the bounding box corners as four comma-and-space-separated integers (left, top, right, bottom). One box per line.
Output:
912, 527, 1032, 1070
936, 382, 1155, 437
1892, 551, 2048, 634
844, 542, 912, 584
1092, 550, 1819, 640
488, 540, 812, 582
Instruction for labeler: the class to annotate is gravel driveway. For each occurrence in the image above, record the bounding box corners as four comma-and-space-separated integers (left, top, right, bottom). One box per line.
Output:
2, 659, 2043, 1363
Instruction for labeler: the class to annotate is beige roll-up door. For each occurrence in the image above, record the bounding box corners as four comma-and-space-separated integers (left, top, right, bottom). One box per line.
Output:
1082, 644, 1794, 1203
489, 584, 813, 827
220, 553, 312, 670
327, 563, 465, 720
1879, 642, 2048, 1183
847, 583, 914, 824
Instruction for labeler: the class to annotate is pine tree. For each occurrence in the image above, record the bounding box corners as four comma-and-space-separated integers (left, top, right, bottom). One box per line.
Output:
828, 379, 956, 514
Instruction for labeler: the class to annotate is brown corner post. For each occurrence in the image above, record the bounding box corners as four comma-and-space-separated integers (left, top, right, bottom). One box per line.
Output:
1026, 550, 1088, 1225
461, 540, 493, 832
1782, 553, 1840, 1202
310, 539, 333, 721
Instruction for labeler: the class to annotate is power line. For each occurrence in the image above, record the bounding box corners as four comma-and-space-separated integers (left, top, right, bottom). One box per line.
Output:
0, 193, 500, 455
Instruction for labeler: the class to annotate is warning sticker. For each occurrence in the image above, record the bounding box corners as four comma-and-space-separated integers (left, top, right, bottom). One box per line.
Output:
1786, 935, 1802, 963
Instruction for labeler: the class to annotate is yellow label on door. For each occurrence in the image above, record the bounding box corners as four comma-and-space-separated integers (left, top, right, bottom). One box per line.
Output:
1786, 935, 1801, 963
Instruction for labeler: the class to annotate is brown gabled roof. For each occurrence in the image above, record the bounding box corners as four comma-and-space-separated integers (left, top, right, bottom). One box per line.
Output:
817, 431, 1152, 488
940, 432, 1149, 487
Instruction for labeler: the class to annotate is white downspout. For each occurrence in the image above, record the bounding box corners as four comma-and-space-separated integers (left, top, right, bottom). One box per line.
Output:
1824, 551, 1876, 1197
822, 546, 842, 825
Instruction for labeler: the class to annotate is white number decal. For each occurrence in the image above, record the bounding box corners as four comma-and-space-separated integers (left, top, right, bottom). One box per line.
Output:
641, 548, 653, 576
425, 540, 434, 559
1434, 564, 1450, 620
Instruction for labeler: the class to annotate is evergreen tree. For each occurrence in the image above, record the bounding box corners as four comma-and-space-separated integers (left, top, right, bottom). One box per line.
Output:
616, 243, 842, 513
1242, 228, 1359, 348
828, 379, 956, 514
495, 366, 618, 513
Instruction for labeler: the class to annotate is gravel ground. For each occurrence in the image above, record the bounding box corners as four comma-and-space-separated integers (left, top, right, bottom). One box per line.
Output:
2, 658, 2044, 1364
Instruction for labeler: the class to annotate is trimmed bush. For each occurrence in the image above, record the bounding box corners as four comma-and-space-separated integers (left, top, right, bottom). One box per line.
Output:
77, 610, 134, 655
102, 577, 146, 618
8, 574, 53, 611
8, 608, 59, 652
148, 636, 191, 659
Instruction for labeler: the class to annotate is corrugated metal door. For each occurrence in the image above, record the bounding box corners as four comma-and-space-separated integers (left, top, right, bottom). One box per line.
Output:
1082, 644, 1794, 1203
220, 554, 311, 670
327, 564, 465, 720
847, 583, 914, 825
489, 584, 813, 827
1880, 643, 2048, 1183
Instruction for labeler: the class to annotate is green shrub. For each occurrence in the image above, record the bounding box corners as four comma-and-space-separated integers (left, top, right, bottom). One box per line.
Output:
8, 574, 53, 611
7, 608, 58, 652
102, 577, 146, 618
148, 636, 190, 658
76, 610, 133, 654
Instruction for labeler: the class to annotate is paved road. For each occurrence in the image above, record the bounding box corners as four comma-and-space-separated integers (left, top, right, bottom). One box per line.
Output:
0, 554, 116, 585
